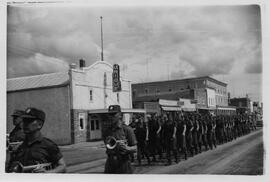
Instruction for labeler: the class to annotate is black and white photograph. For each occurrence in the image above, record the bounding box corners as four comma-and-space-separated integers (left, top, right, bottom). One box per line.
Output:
1, 0, 268, 178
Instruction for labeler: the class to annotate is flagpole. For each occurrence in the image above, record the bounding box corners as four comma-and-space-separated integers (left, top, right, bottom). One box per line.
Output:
100, 16, 104, 61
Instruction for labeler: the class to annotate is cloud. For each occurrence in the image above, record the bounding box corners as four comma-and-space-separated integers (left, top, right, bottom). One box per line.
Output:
6, 5, 262, 101
8, 53, 69, 78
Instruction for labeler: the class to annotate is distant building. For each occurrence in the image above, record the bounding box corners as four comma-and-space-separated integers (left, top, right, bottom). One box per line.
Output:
7, 60, 133, 145
132, 76, 233, 114
229, 97, 251, 114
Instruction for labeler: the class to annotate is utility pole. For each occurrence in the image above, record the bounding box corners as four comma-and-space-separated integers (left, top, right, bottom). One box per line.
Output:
100, 16, 104, 61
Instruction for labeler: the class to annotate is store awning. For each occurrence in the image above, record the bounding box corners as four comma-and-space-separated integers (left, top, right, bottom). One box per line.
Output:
217, 107, 236, 111
182, 108, 196, 112
88, 108, 146, 114
161, 106, 182, 111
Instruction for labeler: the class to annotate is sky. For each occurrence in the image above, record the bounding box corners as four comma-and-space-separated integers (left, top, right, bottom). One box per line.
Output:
7, 4, 262, 102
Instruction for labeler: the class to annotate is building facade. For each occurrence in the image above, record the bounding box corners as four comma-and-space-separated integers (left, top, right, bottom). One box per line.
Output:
7, 60, 132, 145
229, 97, 251, 114
132, 76, 228, 112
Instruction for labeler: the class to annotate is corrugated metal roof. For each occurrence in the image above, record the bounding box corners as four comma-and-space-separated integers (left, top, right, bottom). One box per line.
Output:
7, 72, 70, 92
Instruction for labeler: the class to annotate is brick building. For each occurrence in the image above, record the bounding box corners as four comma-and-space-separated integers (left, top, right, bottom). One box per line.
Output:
7, 60, 133, 145
229, 97, 252, 114
132, 76, 234, 114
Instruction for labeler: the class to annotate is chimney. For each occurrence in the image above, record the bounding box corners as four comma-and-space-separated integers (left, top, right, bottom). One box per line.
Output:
79, 59, 85, 69
69, 63, 76, 69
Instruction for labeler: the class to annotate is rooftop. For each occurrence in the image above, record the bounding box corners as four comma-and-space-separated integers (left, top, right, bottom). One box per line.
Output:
132, 76, 227, 87
7, 72, 70, 92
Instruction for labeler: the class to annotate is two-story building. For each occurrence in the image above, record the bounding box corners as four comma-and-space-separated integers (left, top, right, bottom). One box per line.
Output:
132, 76, 235, 115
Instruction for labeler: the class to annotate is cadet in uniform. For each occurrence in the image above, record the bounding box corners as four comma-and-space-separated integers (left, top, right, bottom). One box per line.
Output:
176, 114, 187, 160
163, 114, 178, 165
202, 115, 209, 150
103, 105, 137, 174
192, 115, 199, 154
206, 116, 213, 150
8, 108, 66, 173
135, 117, 150, 165
9, 110, 25, 143
197, 115, 203, 153
186, 115, 194, 156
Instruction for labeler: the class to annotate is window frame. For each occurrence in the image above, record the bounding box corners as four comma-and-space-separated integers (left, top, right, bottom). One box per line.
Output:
89, 89, 93, 102
78, 113, 86, 131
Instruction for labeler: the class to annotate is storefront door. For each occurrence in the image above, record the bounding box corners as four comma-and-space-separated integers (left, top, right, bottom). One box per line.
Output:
88, 114, 102, 140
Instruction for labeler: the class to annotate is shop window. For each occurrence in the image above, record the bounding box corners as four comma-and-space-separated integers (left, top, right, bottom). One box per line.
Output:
89, 90, 93, 101
156, 89, 160, 94
79, 113, 85, 130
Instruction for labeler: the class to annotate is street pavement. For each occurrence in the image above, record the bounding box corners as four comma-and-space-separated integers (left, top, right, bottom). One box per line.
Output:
61, 128, 264, 174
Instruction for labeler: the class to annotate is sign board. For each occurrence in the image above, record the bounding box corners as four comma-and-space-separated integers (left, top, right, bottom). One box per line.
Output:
177, 101, 185, 106
112, 64, 121, 92
179, 98, 196, 111
191, 100, 198, 104
159, 99, 179, 106
144, 102, 160, 114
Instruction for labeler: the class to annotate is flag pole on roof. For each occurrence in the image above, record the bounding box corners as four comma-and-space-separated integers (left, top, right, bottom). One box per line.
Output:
100, 16, 104, 61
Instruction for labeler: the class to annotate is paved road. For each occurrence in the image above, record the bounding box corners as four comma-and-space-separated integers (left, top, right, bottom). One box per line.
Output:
64, 128, 264, 175
145, 129, 264, 175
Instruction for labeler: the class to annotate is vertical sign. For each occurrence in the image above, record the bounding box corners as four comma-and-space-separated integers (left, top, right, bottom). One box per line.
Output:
112, 64, 121, 92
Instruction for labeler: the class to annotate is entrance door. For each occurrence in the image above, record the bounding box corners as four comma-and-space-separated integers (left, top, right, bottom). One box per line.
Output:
89, 114, 102, 140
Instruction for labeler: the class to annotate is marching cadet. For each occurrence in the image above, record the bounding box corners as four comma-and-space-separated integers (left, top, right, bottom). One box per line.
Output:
202, 115, 209, 150
9, 110, 25, 143
103, 105, 137, 174
206, 115, 213, 150
186, 115, 194, 156
154, 114, 163, 161
211, 116, 217, 148
7, 108, 66, 173
163, 114, 178, 165
176, 113, 187, 160
192, 115, 199, 154
147, 114, 161, 162
197, 115, 203, 153
135, 117, 150, 165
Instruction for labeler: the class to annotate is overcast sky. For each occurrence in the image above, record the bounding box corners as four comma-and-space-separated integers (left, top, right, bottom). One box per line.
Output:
7, 4, 262, 102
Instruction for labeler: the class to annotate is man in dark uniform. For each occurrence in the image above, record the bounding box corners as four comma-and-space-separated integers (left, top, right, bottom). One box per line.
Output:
6, 110, 25, 172
103, 105, 137, 174
9, 110, 25, 143
186, 115, 194, 156
212, 116, 217, 148
7, 108, 66, 173
135, 117, 150, 165
202, 115, 209, 150
148, 114, 162, 162
206, 115, 213, 150
176, 114, 187, 160
163, 114, 178, 165
192, 115, 199, 154
197, 115, 203, 153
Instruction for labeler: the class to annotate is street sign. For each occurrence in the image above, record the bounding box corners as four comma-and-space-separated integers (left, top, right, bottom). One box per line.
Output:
112, 64, 121, 92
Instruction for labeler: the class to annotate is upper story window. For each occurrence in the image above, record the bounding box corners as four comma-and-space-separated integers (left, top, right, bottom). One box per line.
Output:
145, 89, 148, 95
169, 88, 172, 92
156, 89, 160, 94
89, 90, 93, 101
